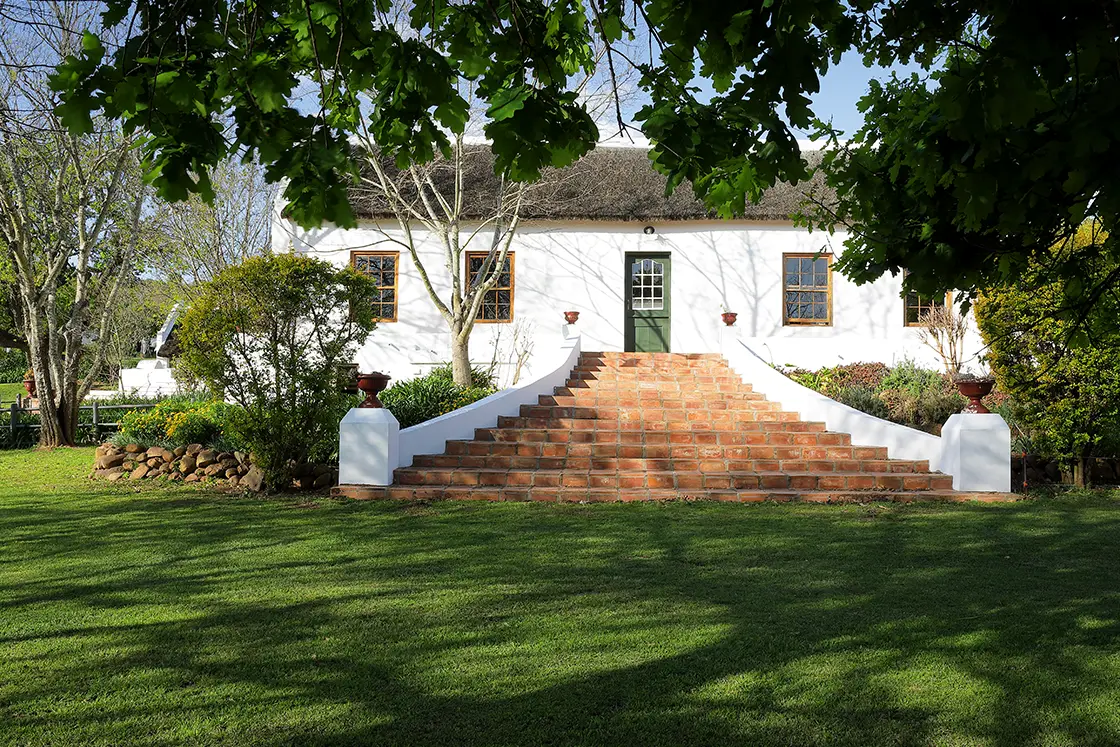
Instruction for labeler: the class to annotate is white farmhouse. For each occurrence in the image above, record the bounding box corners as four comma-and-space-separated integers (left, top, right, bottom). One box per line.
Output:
272, 143, 984, 384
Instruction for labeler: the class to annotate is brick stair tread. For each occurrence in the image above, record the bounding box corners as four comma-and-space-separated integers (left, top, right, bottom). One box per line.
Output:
488, 421, 844, 438
410, 459, 923, 473
400, 467, 936, 477
447, 442, 885, 458
333, 484, 1014, 504
393, 468, 953, 491
495, 415, 808, 429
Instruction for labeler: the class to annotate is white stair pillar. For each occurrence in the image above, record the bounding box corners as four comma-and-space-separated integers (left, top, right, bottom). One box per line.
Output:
940, 413, 1011, 492
339, 408, 400, 486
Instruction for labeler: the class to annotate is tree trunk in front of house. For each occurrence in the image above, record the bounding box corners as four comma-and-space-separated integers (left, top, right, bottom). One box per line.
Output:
449, 327, 472, 388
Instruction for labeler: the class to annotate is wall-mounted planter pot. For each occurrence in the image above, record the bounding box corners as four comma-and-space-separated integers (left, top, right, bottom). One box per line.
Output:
955, 378, 995, 414
356, 372, 392, 408
564, 310, 580, 324
721, 312, 738, 326
23, 374, 35, 398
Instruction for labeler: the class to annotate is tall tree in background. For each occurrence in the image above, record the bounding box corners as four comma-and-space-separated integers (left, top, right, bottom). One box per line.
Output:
150, 157, 276, 295
974, 223, 1120, 487
0, 2, 146, 446
0, 255, 24, 353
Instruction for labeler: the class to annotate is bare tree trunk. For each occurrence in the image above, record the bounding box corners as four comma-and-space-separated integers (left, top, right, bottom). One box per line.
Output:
450, 326, 472, 387
24, 321, 77, 446
1074, 456, 1088, 488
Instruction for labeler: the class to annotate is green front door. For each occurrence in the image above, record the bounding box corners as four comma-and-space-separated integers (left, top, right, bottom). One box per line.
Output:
624, 254, 671, 352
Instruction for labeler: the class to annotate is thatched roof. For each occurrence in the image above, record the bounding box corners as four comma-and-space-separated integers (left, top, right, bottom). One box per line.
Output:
349, 145, 829, 223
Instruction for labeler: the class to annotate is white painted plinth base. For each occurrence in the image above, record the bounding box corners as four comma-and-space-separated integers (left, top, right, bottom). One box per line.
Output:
339, 407, 400, 486
940, 413, 1011, 492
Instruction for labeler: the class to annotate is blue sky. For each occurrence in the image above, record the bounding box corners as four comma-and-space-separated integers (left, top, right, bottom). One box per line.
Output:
807, 51, 925, 136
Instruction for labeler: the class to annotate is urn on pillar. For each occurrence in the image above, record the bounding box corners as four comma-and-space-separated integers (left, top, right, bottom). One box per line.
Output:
356, 372, 391, 408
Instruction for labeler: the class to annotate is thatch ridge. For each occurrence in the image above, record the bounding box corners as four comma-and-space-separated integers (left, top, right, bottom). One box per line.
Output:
349, 145, 829, 223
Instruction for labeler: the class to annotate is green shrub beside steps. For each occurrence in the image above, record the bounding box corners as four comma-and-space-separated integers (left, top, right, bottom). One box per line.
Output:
381, 365, 497, 429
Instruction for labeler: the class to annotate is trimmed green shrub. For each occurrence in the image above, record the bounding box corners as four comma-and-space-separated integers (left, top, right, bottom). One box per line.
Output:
784, 361, 889, 398
0, 348, 27, 383
834, 386, 889, 420
114, 396, 242, 449
877, 359, 944, 397
177, 254, 377, 490
381, 365, 497, 429
782, 358, 977, 435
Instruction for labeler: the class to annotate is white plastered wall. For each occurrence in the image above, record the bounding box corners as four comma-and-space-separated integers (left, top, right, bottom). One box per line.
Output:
272, 216, 987, 382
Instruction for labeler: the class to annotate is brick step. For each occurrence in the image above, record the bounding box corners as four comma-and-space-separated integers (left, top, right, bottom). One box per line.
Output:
392, 468, 953, 491
517, 403, 785, 420
448, 440, 885, 460
563, 379, 752, 393
543, 391, 765, 405
334, 485, 1010, 504
494, 412, 805, 431
476, 426, 848, 444
411, 453, 928, 473
577, 362, 734, 371
581, 352, 723, 361
568, 371, 746, 383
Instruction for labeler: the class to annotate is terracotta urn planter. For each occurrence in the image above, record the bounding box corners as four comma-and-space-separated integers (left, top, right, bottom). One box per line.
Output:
955, 378, 995, 414
564, 310, 580, 324
356, 371, 391, 408
22, 370, 35, 398
721, 312, 738, 326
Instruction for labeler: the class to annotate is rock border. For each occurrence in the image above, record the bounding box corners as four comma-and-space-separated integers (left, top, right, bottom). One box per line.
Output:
91, 442, 339, 492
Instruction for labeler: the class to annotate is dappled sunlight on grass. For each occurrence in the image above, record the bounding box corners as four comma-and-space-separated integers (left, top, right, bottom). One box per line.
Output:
2, 449, 1120, 744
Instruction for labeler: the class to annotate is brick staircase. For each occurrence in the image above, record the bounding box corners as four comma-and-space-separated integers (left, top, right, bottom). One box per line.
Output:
336, 352, 1006, 503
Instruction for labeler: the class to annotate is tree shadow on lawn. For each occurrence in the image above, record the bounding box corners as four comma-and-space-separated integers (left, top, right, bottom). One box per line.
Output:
3, 493, 1120, 746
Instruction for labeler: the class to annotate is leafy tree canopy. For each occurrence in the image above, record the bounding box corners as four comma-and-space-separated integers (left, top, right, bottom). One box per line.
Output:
50, 0, 857, 228
809, 1, 1120, 325
50, 1, 1120, 316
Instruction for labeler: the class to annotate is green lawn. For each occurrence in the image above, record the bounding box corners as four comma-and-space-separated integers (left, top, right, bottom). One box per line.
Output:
2, 449, 1120, 746
0, 381, 24, 404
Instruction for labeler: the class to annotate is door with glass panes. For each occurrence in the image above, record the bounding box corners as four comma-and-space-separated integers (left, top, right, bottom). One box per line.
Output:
624, 254, 671, 352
